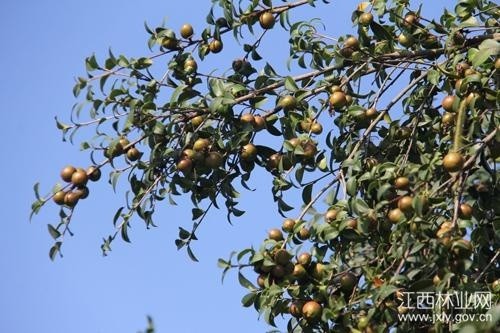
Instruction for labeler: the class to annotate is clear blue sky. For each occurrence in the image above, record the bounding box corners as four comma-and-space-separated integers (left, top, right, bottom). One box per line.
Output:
0, 1, 455, 332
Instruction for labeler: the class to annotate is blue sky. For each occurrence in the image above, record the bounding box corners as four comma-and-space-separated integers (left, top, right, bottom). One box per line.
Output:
0, 1, 456, 332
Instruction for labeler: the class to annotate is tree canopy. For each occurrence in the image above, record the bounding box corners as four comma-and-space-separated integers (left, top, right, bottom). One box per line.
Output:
32, 0, 499, 332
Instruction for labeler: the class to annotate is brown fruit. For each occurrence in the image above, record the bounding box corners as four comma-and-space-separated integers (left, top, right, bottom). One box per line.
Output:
259, 11, 275, 29
266, 153, 282, 170
365, 107, 378, 119
344, 36, 359, 50
289, 302, 303, 317
495, 58, 500, 70
268, 228, 284, 241
302, 141, 317, 159
209, 39, 223, 53
177, 158, 193, 174
452, 239, 472, 258
325, 209, 338, 223
71, 168, 88, 187
257, 274, 266, 288
282, 218, 295, 233
297, 252, 312, 266
279, 95, 297, 110
329, 85, 342, 93
422, 34, 439, 49
340, 272, 357, 293
193, 138, 210, 152
240, 113, 255, 125
274, 249, 291, 265
398, 196, 413, 213
87, 166, 101, 182
241, 143, 258, 161
394, 176, 410, 190
119, 137, 130, 150
432, 274, 442, 286
329, 91, 347, 108
402, 12, 418, 29
302, 301, 322, 322
441, 95, 455, 112
311, 263, 326, 279
253, 115, 266, 130
292, 264, 307, 279
458, 203, 473, 219
345, 218, 358, 229
388, 208, 404, 223
310, 122, 323, 134
358, 12, 373, 26
162, 37, 177, 50
127, 147, 141, 161
298, 227, 310, 240
53, 191, 66, 205
205, 152, 223, 169
74, 186, 89, 199
180, 24, 194, 39
442, 152, 464, 173
190, 115, 204, 127
60, 165, 76, 183
271, 265, 286, 278
64, 192, 80, 207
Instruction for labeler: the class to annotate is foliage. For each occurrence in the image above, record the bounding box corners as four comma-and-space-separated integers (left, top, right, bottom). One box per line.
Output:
32, 0, 500, 332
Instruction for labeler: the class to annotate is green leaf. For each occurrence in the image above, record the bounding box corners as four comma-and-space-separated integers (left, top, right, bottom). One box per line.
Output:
187, 246, 199, 262
302, 183, 313, 205
284, 76, 299, 92
471, 39, 499, 67
49, 242, 62, 261
241, 292, 256, 307
238, 272, 255, 290
47, 224, 61, 240
346, 177, 358, 197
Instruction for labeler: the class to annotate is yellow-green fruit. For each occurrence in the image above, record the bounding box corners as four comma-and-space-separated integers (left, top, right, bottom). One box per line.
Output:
301, 301, 322, 322
358, 316, 370, 330
398, 33, 414, 47
240, 143, 258, 161
71, 168, 88, 187
442, 112, 455, 126
193, 138, 210, 152
191, 115, 204, 127
60, 165, 76, 183
259, 12, 275, 29
53, 191, 66, 205
240, 113, 255, 125
180, 24, 194, 39
279, 95, 297, 110
268, 228, 284, 241
325, 209, 338, 223
388, 208, 404, 223
310, 122, 323, 134
442, 152, 464, 173
358, 12, 373, 26
329, 91, 347, 108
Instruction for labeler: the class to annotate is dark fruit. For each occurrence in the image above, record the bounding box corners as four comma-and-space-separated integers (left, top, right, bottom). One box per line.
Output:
74, 186, 89, 199
127, 147, 141, 161
340, 272, 357, 293
292, 264, 307, 279
298, 227, 310, 240
180, 23, 194, 39
442, 152, 464, 173
60, 165, 76, 183
274, 249, 291, 265
87, 166, 101, 182
71, 168, 88, 187
344, 36, 359, 50
289, 302, 303, 317
53, 191, 66, 205
259, 12, 275, 29
257, 274, 266, 288
205, 152, 223, 169
177, 158, 193, 174
271, 265, 286, 278
253, 115, 266, 130
302, 141, 317, 159
402, 12, 418, 29
398, 33, 414, 47
268, 228, 284, 241
302, 301, 322, 322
